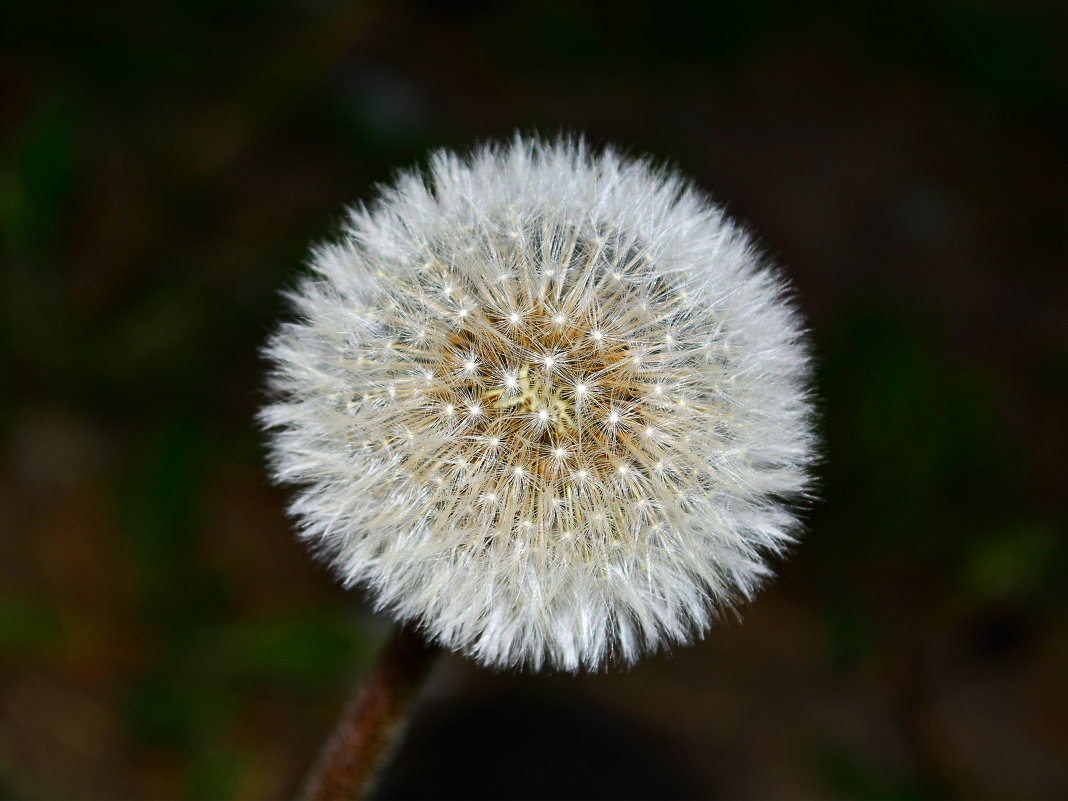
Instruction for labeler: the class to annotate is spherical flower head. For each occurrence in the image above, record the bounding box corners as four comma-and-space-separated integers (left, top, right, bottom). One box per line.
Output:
261, 135, 816, 671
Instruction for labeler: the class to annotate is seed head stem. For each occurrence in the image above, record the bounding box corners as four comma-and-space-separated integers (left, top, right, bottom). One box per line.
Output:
299, 627, 439, 801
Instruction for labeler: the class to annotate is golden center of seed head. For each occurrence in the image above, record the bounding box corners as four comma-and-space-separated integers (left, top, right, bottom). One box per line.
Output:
483, 364, 574, 432
431, 298, 653, 487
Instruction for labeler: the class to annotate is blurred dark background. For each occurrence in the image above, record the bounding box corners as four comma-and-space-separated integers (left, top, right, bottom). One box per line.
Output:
2, 1, 1067, 798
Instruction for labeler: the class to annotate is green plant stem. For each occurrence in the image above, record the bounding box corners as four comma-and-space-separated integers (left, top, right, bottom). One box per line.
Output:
298, 626, 439, 801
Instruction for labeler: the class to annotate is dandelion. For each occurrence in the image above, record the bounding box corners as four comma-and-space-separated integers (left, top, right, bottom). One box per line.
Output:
262, 135, 816, 673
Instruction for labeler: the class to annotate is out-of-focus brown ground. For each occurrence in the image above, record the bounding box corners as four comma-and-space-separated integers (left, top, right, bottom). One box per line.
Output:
1, 2, 1066, 798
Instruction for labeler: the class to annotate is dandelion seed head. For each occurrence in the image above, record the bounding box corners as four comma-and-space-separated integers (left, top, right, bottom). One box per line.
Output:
261, 135, 817, 671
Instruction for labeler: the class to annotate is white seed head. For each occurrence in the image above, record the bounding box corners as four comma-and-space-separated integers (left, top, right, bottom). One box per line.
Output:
261, 135, 816, 671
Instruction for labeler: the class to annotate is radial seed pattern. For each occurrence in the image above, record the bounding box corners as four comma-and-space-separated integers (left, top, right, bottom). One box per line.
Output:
262, 138, 815, 670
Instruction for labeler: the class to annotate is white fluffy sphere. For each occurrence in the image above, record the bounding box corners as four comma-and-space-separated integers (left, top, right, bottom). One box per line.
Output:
261, 136, 816, 670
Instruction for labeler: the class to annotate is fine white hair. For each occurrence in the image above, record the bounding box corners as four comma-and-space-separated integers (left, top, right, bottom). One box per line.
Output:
261, 135, 817, 671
